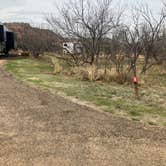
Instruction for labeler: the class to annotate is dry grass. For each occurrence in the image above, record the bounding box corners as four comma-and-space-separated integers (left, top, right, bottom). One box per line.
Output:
74, 65, 130, 84
80, 65, 98, 81
50, 57, 63, 75
39, 54, 132, 83
39, 54, 166, 86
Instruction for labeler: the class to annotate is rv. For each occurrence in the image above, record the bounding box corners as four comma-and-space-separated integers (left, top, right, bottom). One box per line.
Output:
63, 42, 83, 54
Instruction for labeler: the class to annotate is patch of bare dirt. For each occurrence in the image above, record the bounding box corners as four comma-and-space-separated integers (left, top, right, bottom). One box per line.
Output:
0, 60, 166, 166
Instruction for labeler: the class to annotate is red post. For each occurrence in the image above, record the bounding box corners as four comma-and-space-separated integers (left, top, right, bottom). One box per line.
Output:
133, 76, 139, 97
132, 65, 139, 98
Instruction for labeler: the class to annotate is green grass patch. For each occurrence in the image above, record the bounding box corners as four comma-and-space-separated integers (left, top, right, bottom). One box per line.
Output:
5, 58, 166, 126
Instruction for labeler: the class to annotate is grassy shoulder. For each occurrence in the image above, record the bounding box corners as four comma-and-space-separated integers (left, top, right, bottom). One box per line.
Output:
5, 58, 166, 126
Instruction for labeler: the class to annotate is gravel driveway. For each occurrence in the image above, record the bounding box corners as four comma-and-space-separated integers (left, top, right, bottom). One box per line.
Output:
0, 60, 166, 166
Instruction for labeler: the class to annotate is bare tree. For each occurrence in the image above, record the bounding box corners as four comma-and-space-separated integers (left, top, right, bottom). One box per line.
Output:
101, 29, 126, 74
137, 4, 166, 73
122, 9, 143, 76
46, 0, 123, 65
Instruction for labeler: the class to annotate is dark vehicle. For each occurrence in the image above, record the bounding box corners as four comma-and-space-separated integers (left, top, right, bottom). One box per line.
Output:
0, 23, 16, 55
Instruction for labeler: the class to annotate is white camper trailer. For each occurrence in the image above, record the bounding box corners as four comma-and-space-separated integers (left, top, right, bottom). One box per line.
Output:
63, 42, 83, 54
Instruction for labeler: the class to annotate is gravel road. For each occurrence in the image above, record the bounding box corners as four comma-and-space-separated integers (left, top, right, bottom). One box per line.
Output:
0, 60, 166, 166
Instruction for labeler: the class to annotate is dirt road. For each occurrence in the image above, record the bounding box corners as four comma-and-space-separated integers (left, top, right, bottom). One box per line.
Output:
0, 61, 166, 166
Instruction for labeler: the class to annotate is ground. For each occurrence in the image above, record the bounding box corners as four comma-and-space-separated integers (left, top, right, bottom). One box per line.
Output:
5, 58, 166, 126
0, 59, 166, 166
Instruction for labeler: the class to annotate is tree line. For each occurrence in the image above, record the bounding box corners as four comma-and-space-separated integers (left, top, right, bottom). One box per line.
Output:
46, 0, 166, 75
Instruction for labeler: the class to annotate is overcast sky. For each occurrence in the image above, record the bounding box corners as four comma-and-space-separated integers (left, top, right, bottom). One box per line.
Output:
0, 0, 164, 27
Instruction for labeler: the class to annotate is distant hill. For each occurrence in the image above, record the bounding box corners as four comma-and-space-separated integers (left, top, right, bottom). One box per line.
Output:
5, 23, 63, 53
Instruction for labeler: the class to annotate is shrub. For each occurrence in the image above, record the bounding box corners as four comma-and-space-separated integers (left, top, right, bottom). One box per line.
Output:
80, 65, 98, 81
39, 54, 133, 84
51, 57, 63, 75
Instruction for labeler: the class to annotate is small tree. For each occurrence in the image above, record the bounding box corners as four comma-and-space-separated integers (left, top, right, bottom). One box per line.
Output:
137, 5, 166, 73
101, 29, 126, 75
123, 9, 143, 75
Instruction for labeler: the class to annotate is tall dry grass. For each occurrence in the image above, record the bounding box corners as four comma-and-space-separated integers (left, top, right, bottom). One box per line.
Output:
40, 54, 133, 83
